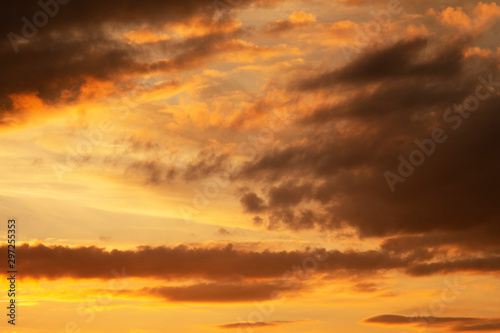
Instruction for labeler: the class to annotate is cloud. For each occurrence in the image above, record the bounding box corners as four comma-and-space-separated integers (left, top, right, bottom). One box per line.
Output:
0, 0, 288, 124
364, 315, 500, 332
8, 243, 416, 281
17, 242, 500, 281
141, 281, 285, 302
352, 282, 381, 293
364, 314, 476, 325
297, 37, 464, 91
473, 2, 500, 27
125, 160, 173, 185
216, 320, 299, 329
217, 227, 232, 236
183, 149, 229, 181
240, 192, 268, 213
0, 30, 227, 121
454, 321, 500, 332
264, 11, 316, 34
1, 0, 284, 38
429, 3, 500, 33
381, 228, 500, 254
235, 34, 500, 240
435, 7, 472, 29
406, 256, 500, 276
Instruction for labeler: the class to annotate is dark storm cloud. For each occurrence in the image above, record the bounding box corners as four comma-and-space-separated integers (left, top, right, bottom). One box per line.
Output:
381, 228, 500, 254
406, 256, 500, 276
1, 0, 284, 44
240, 192, 268, 213
297, 37, 466, 90
267, 181, 314, 207
4, 243, 500, 293
0, 27, 245, 112
0, 0, 214, 108
300, 80, 473, 124
0, 0, 285, 120
1, 0, 215, 37
7, 243, 418, 280
236, 36, 500, 239
0, 31, 140, 110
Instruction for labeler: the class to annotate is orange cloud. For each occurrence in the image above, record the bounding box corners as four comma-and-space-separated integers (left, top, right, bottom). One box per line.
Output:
472, 2, 500, 32
264, 11, 317, 34
123, 29, 170, 44
434, 7, 471, 29
431, 3, 500, 33
288, 11, 317, 24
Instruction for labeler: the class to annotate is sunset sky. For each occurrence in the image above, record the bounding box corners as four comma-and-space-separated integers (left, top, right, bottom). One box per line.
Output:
1, 0, 500, 332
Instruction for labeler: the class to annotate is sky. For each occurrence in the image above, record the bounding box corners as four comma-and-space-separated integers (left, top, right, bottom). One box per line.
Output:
0, 0, 500, 332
